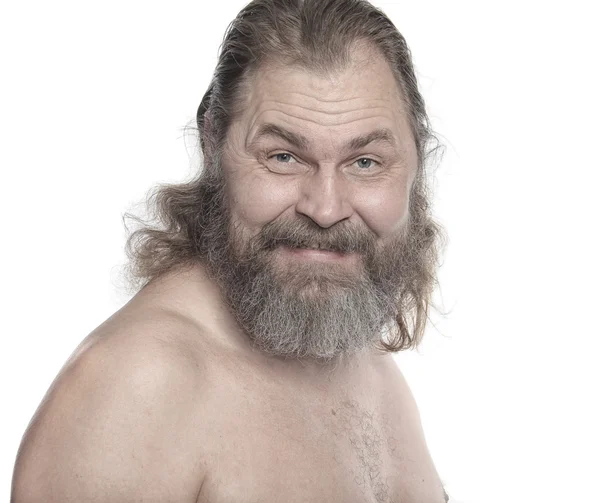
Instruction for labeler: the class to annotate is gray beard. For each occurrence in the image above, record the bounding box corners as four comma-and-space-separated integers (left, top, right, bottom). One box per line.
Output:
196, 180, 405, 363
219, 250, 398, 362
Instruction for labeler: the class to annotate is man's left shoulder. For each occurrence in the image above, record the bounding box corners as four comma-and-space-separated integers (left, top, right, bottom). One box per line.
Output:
370, 353, 417, 403
372, 353, 448, 502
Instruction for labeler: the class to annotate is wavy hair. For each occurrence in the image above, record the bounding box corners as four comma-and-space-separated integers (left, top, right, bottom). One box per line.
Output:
124, 0, 447, 351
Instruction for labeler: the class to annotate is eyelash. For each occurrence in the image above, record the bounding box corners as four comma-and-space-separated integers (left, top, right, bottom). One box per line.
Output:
269, 152, 380, 169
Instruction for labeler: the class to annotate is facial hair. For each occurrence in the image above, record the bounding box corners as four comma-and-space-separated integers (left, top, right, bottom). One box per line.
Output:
199, 182, 409, 363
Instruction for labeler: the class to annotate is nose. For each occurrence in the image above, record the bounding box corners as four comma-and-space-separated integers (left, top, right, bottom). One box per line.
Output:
295, 167, 353, 228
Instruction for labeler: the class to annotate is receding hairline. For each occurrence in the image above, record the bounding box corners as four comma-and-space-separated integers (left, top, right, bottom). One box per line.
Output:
228, 40, 411, 124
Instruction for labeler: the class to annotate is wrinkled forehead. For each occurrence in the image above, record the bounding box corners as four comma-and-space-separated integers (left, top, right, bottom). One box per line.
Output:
228, 46, 416, 159
241, 43, 406, 113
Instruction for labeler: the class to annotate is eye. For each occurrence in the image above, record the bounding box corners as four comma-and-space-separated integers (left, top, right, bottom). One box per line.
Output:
271, 153, 297, 163
354, 157, 378, 170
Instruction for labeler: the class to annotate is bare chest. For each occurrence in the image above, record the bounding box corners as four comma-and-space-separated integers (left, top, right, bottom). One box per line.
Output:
196, 374, 444, 503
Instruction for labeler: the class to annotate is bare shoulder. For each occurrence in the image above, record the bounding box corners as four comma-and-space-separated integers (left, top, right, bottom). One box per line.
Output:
374, 356, 433, 450
373, 354, 422, 417
12, 308, 210, 503
374, 354, 448, 501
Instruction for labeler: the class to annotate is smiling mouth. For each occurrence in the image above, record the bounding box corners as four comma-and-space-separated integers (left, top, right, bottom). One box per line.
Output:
296, 245, 336, 251
279, 245, 353, 260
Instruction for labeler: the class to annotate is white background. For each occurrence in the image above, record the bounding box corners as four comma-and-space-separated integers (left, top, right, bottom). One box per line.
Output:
1, 1, 599, 502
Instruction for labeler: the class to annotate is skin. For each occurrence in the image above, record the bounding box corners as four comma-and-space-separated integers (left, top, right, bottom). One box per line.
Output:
11, 46, 447, 502
223, 50, 417, 270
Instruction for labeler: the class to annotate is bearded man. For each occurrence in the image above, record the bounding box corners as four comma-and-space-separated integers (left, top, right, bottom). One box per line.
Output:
12, 0, 449, 501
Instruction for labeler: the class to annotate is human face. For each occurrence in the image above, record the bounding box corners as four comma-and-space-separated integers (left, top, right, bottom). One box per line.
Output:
222, 45, 418, 278
208, 46, 419, 361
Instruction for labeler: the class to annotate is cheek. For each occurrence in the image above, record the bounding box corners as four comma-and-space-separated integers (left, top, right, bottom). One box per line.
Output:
354, 180, 412, 237
224, 151, 298, 230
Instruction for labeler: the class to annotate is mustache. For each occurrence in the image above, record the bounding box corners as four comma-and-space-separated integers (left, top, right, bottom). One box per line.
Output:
249, 217, 378, 255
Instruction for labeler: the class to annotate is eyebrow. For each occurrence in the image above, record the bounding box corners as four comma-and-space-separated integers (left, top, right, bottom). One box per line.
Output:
248, 123, 398, 153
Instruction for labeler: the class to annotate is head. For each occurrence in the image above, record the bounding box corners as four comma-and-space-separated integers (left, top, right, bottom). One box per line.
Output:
124, 0, 446, 362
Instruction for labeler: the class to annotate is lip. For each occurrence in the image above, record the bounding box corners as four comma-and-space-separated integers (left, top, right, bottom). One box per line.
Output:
279, 246, 353, 261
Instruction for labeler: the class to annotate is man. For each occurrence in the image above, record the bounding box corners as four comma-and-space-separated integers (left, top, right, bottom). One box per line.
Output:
12, 0, 448, 501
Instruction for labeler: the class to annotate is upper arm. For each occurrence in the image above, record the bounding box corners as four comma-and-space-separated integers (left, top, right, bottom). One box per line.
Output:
12, 333, 207, 502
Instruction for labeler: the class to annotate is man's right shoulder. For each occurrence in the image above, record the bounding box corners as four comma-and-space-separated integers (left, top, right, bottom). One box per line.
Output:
12, 313, 212, 503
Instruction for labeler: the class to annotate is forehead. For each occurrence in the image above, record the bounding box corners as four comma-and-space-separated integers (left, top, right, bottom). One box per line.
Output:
231, 45, 416, 156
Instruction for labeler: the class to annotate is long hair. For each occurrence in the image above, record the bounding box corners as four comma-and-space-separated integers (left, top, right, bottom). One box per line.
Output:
124, 0, 447, 351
